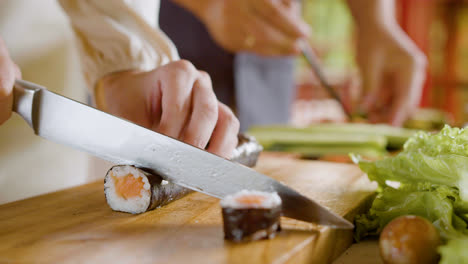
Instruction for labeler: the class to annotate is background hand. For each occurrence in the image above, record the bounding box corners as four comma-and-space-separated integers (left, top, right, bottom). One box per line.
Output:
177, 0, 310, 56
96, 60, 240, 158
347, 0, 427, 126
356, 25, 427, 126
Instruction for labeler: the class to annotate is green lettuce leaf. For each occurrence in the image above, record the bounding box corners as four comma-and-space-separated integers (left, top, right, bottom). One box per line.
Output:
353, 125, 468, 249
439, 239, 468, 264
357, 125, 468, 201
354, 184, 468, 241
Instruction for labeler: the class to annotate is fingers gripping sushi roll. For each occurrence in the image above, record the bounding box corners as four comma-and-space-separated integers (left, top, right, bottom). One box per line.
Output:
221, 190, 282, 242
104, 165, 191, 214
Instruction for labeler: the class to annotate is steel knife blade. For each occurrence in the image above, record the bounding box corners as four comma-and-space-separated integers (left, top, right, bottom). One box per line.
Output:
301, 45, 352, 119
12, 80, 353, 229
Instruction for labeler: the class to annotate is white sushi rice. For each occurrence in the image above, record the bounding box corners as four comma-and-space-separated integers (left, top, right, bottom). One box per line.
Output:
220, 190, 282, 209
104, 165, 151, 214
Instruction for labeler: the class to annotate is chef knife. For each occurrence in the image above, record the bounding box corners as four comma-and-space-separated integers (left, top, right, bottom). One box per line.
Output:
301, 44, 353, 119
12, 79, 353, 229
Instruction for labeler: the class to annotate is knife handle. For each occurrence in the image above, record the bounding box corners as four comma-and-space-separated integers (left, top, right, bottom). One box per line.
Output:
13, 80, 43, 130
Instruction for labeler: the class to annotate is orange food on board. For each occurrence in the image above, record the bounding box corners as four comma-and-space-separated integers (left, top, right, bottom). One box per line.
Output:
111, 173, 145, 199
236, 195, 267, 205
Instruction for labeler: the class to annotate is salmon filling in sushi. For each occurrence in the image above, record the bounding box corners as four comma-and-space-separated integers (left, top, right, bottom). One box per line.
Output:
221, 190, 282, 242
105, 166, 152, 214
112, 173, 148, 199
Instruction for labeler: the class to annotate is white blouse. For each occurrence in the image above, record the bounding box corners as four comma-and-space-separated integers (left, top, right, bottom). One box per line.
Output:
58, 0, 179, 90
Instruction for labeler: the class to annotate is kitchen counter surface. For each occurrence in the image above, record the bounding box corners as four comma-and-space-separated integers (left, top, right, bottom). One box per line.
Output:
0, 153, 377, 263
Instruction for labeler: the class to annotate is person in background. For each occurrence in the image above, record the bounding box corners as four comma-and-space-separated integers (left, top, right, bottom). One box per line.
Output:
1, 0, 426, 156
58, 0, 425, 132
160, 0, 426, 127
347, 0, 427, 126
160, 0, 310, 131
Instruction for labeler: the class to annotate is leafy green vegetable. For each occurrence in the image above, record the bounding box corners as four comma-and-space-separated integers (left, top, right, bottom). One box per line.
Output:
354, 183, 468, 241
356, 125, 468, 201
353, 125, 468, 261
279, 145, 385, 159
439, 238, 468, 264
248, 126, 388, 157
249, 123, 416, 149
248, 123, 419, 158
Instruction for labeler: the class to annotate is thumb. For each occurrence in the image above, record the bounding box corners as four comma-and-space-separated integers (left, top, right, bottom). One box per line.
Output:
13, 62, 21, 80
356, 45, 384, 113
358, 54, 384, 114
388, 59, 426, 126
361, 88, 380, 114
0, 41, 16, 98
0, 45, 16, 125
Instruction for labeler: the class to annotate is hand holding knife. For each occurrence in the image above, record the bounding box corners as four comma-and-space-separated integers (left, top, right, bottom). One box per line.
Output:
12, 79, 353, 229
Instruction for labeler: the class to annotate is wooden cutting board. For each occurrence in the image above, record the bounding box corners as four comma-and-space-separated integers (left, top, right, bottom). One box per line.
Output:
0, 153, 376, 264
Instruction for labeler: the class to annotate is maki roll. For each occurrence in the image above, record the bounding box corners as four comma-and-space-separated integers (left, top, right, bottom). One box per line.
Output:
104, 134, 262, 214
221, 190, 282, 242
231, 134, 263, 167
104, 165, 191, 214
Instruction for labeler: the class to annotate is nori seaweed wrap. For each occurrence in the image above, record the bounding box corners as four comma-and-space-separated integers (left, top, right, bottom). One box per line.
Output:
221, 190, 282, 242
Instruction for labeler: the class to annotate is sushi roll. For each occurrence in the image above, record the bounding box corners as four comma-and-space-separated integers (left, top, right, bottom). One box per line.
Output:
104, 134, 262, 214
221, 190, 282, 242
231, 134, 263, 167
104, 165, 191, 214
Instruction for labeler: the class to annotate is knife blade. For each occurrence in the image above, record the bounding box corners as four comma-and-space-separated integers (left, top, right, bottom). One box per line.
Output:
301, 45, 352, 119
12, 79, 353, 229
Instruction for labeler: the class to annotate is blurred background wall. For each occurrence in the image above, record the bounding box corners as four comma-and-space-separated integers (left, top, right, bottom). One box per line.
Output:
0, 0, 89, 204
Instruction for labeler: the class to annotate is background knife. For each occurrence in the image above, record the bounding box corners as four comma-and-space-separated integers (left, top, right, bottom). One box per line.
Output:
12, 79, 353, 229
301, 44, 353, 119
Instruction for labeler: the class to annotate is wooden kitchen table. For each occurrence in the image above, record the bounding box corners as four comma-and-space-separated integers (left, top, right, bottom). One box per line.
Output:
0, 153, 377, 264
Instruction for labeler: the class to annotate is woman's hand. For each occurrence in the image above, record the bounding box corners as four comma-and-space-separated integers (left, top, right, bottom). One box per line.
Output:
174, 0, 310, 56
0, 38, 21, 125
348, 0, 427, 126
355, 25, 427, 126
96, 60, 240, 159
